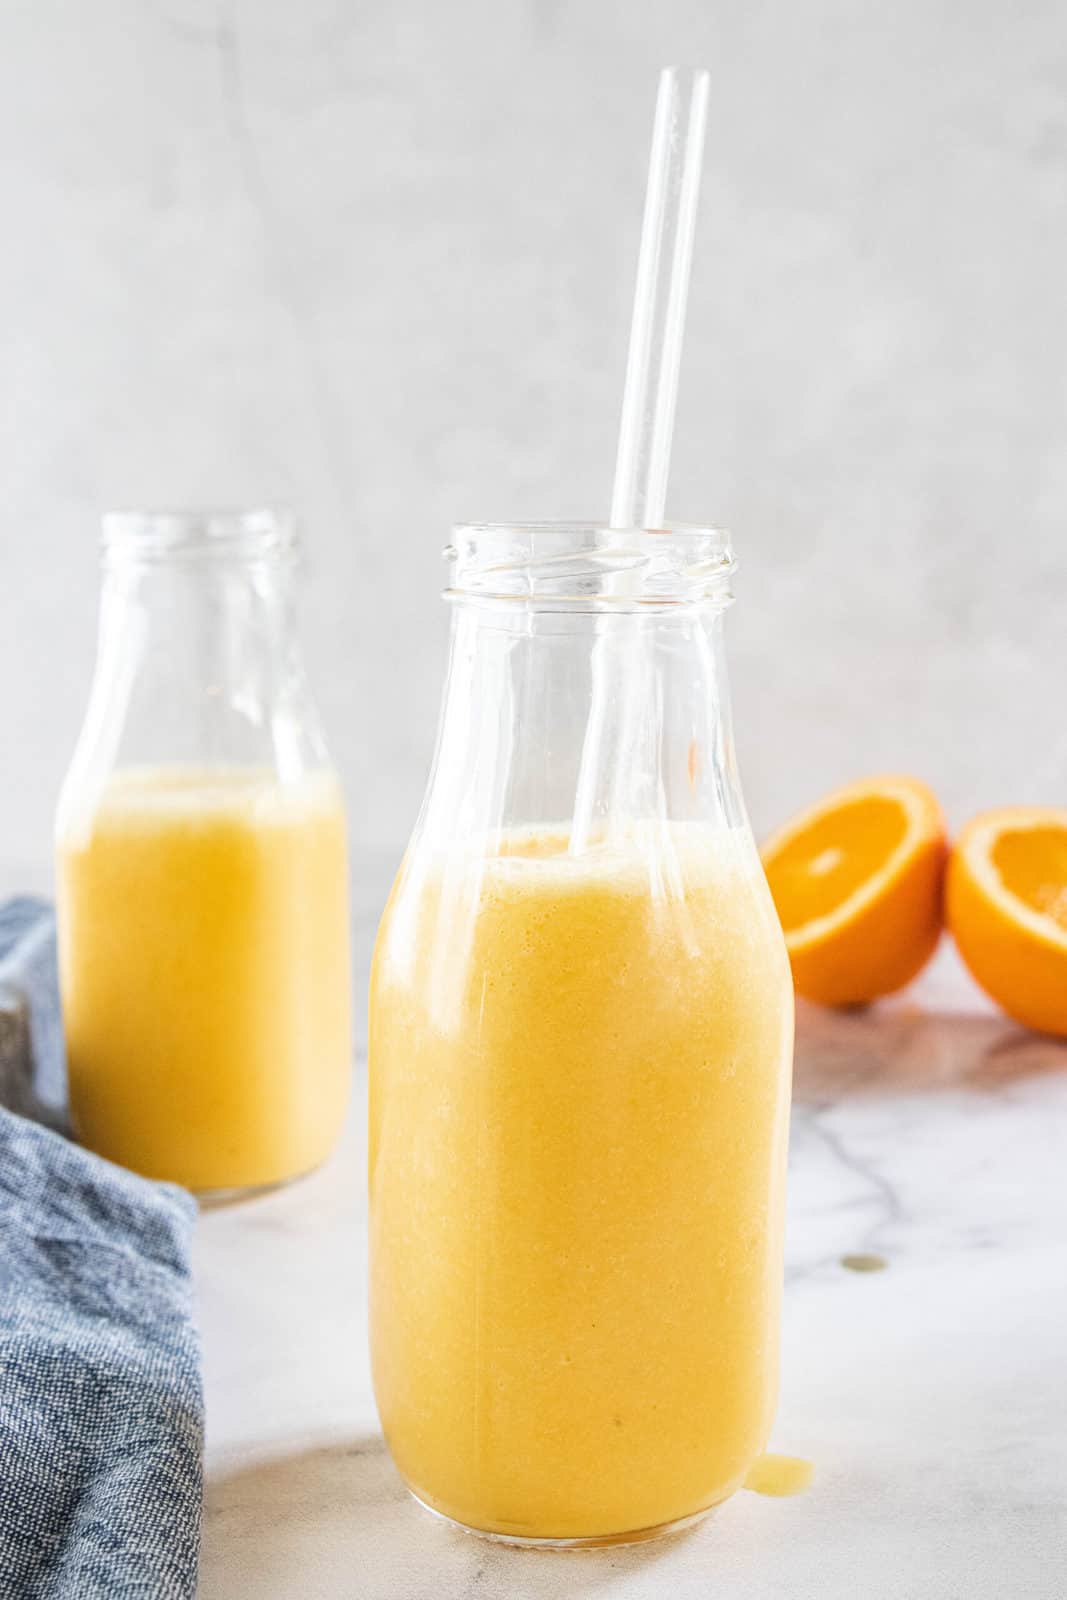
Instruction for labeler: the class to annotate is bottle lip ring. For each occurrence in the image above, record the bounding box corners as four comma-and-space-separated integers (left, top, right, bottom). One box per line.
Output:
444, 521, 736, 611
101, 507, 299, 562
452, 519, 730, 542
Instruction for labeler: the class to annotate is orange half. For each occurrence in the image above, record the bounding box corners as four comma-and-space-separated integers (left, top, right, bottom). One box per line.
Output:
946, 807, 1067, 1037
761, 776, 946, 1006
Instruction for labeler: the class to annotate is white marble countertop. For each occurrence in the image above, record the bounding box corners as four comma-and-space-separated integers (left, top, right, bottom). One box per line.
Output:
193, 947, 1067, 1599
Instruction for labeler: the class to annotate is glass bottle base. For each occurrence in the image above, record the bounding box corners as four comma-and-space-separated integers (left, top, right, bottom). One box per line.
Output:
195, 1161, 323, 1208
408, 1487, 719, 1550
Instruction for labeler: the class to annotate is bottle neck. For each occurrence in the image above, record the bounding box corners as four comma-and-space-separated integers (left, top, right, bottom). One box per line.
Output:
58, 553, 328, 836
98, 553, 297, 718
415, 600, 745, 854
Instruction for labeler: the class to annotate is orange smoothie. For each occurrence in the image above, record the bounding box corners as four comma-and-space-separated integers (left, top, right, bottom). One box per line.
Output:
369, 824, 793, 1542
57, 767, 352, 1191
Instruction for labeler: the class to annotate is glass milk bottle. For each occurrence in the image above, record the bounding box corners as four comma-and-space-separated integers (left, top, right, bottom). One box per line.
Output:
369, 522, 794, 1546
56, 510, 352, 1194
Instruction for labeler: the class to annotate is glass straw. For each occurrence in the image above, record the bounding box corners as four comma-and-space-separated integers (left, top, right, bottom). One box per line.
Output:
570, 65, 711, 853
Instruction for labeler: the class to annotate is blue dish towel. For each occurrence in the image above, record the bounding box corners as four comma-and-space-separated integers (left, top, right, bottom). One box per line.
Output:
0, 899, 203, 1600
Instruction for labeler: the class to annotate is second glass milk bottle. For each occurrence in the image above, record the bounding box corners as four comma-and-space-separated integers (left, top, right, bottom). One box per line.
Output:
56, 509, 352, 1194
369, 523, 794, 1546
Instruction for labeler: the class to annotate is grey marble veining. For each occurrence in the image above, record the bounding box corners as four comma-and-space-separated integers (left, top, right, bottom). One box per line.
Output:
193, 944, 1067, 1598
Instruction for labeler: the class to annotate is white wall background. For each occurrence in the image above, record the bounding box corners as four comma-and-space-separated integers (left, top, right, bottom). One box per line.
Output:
3, 0, 1066, 916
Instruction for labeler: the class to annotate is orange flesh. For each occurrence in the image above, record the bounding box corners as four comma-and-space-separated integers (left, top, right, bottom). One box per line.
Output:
764, 796, 908, 930
992, 826, 1067, 932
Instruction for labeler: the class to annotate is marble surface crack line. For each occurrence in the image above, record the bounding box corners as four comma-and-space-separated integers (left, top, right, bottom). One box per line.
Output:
806, 1108, 905, 1255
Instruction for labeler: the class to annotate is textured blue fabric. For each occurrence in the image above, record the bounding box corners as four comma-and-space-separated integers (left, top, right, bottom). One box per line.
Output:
0, 898, 67, 1128
0, 900, 203, 1599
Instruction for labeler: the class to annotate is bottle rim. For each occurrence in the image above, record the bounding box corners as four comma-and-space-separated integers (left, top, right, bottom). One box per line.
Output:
101, 507, 298, 563
445, 521, 735, 611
